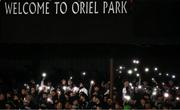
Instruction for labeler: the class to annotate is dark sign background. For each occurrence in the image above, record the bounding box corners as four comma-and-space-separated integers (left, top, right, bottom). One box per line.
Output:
1, 0, 179, 44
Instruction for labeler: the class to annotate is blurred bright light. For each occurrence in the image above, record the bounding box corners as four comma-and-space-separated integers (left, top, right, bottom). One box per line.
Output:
39, 86, 43, 91
82, 72, 86, 76
152, 91, 157, 96
152, 78, 155, 81
154, 88, 157, 91
24, 83, 27, 87
154, 67, 158, 71
136, 73, 140, 77
42, 73, 47, 77
73, 87, 79, 92
46, 86, 50, 90
176, 97, 180, 101
124, 95, 131, 101
127, 69, 133, 75
129, 83, 132, 86
90, 80, 95, 85
131, 86, 134, 89
133, 60, 136, 64
36, 84, 39, 87
26, 85, 29, 89
136, 60, 140, 64
172, 75, 176, 79
158, 73, 162, 76
133, 60, 140, 64
57, 91, 61, 94
166, 73, 169, 76
134, 68, 138, 72
145, 68, 149, 72
138, 85, 142, 89
47, 98, 51, 102
175, 86, 179, 90
164, 92, 169, 98
47, 98, 53, 103
63, 86, 67, 91
70, 76, 73, 80
119, 66, 123, 70
129, 83, 134, 89
162, 82, 165, 86
119, 71, 122, 74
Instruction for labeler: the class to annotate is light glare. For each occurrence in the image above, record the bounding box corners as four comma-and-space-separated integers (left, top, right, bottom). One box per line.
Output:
176, 97, 180, 101
166, 73, 169, 76
127, 70, 133, 75
145, 68, 149, 72
154, 67, 158, 71
138, 85, 142, 89
134, 68, 138, 72
82, 72, 86, 76
90, 80, 95, 85
124, 95, 131, 101
164, 92, 169, 98
172, 75, 176, 79
42, 73, 47, 77
158, 73, 162, 76
119, 66, 123, 70
136, 73, 140, 77
152, 91, 157, 96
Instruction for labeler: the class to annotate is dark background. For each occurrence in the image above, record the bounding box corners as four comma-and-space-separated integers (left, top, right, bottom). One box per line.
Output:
0, 0, 180, 82
1, 0, 180, 44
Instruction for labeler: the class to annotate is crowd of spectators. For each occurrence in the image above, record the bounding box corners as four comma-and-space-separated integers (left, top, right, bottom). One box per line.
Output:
0, 76, 180, 109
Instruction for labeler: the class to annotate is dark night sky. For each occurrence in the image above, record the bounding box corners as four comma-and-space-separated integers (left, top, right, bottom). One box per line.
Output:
0, 0, 180, 79
0, 0, 180, 44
